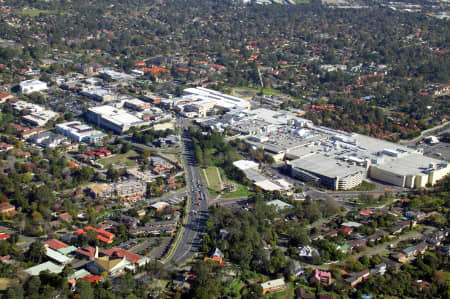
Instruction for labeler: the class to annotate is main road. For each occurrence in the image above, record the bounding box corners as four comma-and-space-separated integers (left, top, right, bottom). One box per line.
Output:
163, 124, 210, 269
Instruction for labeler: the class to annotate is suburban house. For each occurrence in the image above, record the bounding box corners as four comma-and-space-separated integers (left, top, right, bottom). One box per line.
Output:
298, 246, 318, 258
100, 248, 150, 267
0, 203, 16, 217
345, 269, 370, 288
204, 248, 224, 265
260, 278, 286, 295
309, 269, 333, 286
87, 256, 132, 277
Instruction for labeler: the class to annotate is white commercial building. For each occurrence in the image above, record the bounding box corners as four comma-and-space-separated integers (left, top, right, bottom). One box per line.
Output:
12, 101, 58, 127
99, 70, 134, 81
86, 105, 148, 134
19, 80, 48, 94
172, 87, 250, 117
80, 87, 117, 102
56, 121, 107, 143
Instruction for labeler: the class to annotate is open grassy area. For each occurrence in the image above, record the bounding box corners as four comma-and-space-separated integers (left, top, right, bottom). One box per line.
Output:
349, 180, 377, 191
98, 150, 138, 168
17, 9, 60, 16
220, 183, 251, 199
218, 167, 251, 199
204, 166, 222, 192
234, 86, 285, 96
0, 278, 17, 291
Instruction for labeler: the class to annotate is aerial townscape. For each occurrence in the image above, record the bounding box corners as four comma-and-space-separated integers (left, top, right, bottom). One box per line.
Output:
0, 0, 448, 298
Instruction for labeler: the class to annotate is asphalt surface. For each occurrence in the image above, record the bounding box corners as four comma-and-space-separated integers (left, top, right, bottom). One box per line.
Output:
164, 125, 209, 269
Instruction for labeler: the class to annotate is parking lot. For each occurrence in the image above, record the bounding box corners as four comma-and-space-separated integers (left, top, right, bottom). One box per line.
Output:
421, 141, 450, 161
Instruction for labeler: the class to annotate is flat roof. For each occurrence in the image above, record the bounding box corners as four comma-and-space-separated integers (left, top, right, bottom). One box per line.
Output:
233, 160, 259, 171
88, 105, 144, 126
373, 153, 448, 176
255, 180, 283, 191
20, 79, 47, 87
290, 153, 364, 178
243, 169, 267, 182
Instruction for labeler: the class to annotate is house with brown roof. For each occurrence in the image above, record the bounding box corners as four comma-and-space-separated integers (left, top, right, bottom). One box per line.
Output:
345, 269, 370, 287
58, 212, 72, 223
0, 203, 16, 217
75, 246, 96, 260
0, 143, 13, 152
100, 248, 149, 267
0, 92, 13, 103
43, 239, 69, 251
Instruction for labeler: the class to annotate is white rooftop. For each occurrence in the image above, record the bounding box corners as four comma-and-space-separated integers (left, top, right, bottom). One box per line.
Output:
88, 105, 143, 127
150, 202, 169, 209
233, 160, 259, 171
20, 79, 46, 88
25, 261, 64, 276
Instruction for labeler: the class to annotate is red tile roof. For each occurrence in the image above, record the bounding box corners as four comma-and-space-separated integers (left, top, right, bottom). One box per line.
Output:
96, 229, 115, 239
339, 227, 353, 234
44, 239, 69, 250
149, 67, 169, 74
101, 248, 142, 264
75, 246, 95, 259
360, 210, 373, 216
74, 229, 87, 235
97, 235, 113, 244
80, 274, 101, 283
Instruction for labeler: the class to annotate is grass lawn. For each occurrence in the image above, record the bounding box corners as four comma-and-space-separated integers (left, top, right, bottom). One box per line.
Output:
220, 183, 251, 199
234, 86, 285, 97
17, 9, 60, 16
267, 290, 287, 299
349, 180, 377, 191
267, 282, 295, 299
0, 278, 16, 291
288, 282, 295, 298
218, 167, 251, 199
204, 167, 222, 192
98, 150, 138, 168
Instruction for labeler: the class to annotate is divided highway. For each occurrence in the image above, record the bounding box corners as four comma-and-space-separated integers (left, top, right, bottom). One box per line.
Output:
164, 129, 209, 269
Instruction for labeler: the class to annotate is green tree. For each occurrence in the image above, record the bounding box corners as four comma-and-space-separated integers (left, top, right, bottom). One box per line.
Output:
25, 276, 41, 297
27, 241, 46, 264
76, 280, 94, 299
